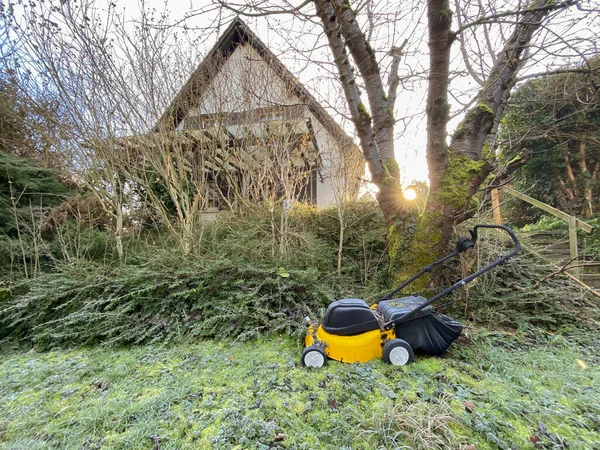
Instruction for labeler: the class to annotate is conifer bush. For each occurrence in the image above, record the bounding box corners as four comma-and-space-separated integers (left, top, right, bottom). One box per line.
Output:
449, 228, 600, 330
0, 260, 336, 348
2, 196, 597, 349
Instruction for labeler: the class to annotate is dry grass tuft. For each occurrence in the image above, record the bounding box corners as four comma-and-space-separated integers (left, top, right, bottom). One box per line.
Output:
360, 394, 458, 450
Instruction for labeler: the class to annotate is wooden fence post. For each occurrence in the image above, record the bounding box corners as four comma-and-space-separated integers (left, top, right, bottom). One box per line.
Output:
568, 215, 581, 280
503, 187, 594, 283
503, 188, 593, 233
491, 188, 502, 225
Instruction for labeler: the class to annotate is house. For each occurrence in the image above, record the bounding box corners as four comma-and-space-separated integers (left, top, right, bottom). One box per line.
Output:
150, 18, 363, 211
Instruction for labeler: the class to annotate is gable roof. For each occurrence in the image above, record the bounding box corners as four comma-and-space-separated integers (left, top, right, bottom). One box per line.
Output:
154, 18, 357, 151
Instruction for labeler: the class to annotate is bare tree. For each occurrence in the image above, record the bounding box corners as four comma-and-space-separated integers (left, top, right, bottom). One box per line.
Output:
2, 1, 218, 256
206, 0, 599, 280
322, 136, 363, 275
1, 6, 131, 260
174, 48, 325, 258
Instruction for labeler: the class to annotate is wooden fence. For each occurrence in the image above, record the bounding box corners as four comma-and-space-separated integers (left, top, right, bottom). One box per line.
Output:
491, 187, 593, 279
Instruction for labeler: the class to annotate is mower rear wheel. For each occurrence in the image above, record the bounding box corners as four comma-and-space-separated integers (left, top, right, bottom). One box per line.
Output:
302, 345, 327, 368
383, 339, 414, 366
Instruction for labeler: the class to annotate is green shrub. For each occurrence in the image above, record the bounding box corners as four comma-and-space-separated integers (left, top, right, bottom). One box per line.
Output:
0, 151, 72, 276
520, 214, 568, 233
0, 259, 337, 349
580, 214, 600, 259
448, 229, 600, 330
3, 196, 597, 349
0, 198, 391, 348
314, 199, 388, 286
45, 220, 112, 262
197, 199, 388, 284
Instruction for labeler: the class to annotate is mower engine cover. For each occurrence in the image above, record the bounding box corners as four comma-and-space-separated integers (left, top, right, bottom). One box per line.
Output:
321, 298, 379, 336
377, 297, 463, 356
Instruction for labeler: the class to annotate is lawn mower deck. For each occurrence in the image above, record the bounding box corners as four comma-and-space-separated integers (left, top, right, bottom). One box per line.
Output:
302, 225, 520, 368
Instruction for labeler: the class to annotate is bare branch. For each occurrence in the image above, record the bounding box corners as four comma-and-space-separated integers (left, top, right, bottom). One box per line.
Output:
453, 0, 578, 35
479, 177, 516, 191
454, 0, 485, 86
517, 66, 600, 82
313, 0, 383, 181
533, 257, 600, 290
478, 0, 497, 66
214, 0, 313, 17
486, 150, 531, 188
387, 38, 408, 111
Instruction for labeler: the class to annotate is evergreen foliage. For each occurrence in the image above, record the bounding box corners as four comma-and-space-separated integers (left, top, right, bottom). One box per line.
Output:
0, 151, 69, 236
2, 198, 598, 349
499, 59, 600, 223
0, 78, 28, 156
0, 199, 391, 348
0, 260, 333, 348
0, 74, 74, 276
451, 228, 600, 329
0, 151, 71, 275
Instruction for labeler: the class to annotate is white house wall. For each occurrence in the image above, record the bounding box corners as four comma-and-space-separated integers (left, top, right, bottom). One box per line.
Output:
304, 109, 339, 208
197, 44, 296, 114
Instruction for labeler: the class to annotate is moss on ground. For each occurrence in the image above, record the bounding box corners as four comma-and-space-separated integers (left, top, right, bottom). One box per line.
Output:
0, 328, 599, 449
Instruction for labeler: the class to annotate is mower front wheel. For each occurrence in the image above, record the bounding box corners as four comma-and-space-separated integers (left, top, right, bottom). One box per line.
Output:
301, 345, 327, 368
383, 339, 414, 366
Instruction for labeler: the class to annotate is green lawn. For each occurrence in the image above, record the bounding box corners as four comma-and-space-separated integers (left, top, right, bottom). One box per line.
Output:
1, 328, 599, 450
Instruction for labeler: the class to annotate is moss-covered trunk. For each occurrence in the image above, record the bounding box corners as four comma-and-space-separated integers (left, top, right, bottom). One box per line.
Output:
388, 154, 491, 289
384, 0, 456, 289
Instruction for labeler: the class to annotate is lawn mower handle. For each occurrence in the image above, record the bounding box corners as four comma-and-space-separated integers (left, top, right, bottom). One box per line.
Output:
375, 226, 477, 304
382, 224, 520, 329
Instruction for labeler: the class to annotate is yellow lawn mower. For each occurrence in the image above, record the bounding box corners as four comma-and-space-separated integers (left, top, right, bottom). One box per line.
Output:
302, 225, 520, 368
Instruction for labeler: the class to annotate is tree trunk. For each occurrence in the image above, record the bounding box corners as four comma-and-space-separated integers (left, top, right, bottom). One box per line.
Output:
392, 0, 553, 287
314, 0, 402, 227
578, 141, 593, 217
426, 0, 453, 196
181, 220, 194, 255
590, 160, 600, 216
564, 147, 579, 199
390, 154, 491, 287
337, 214, 344, 276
